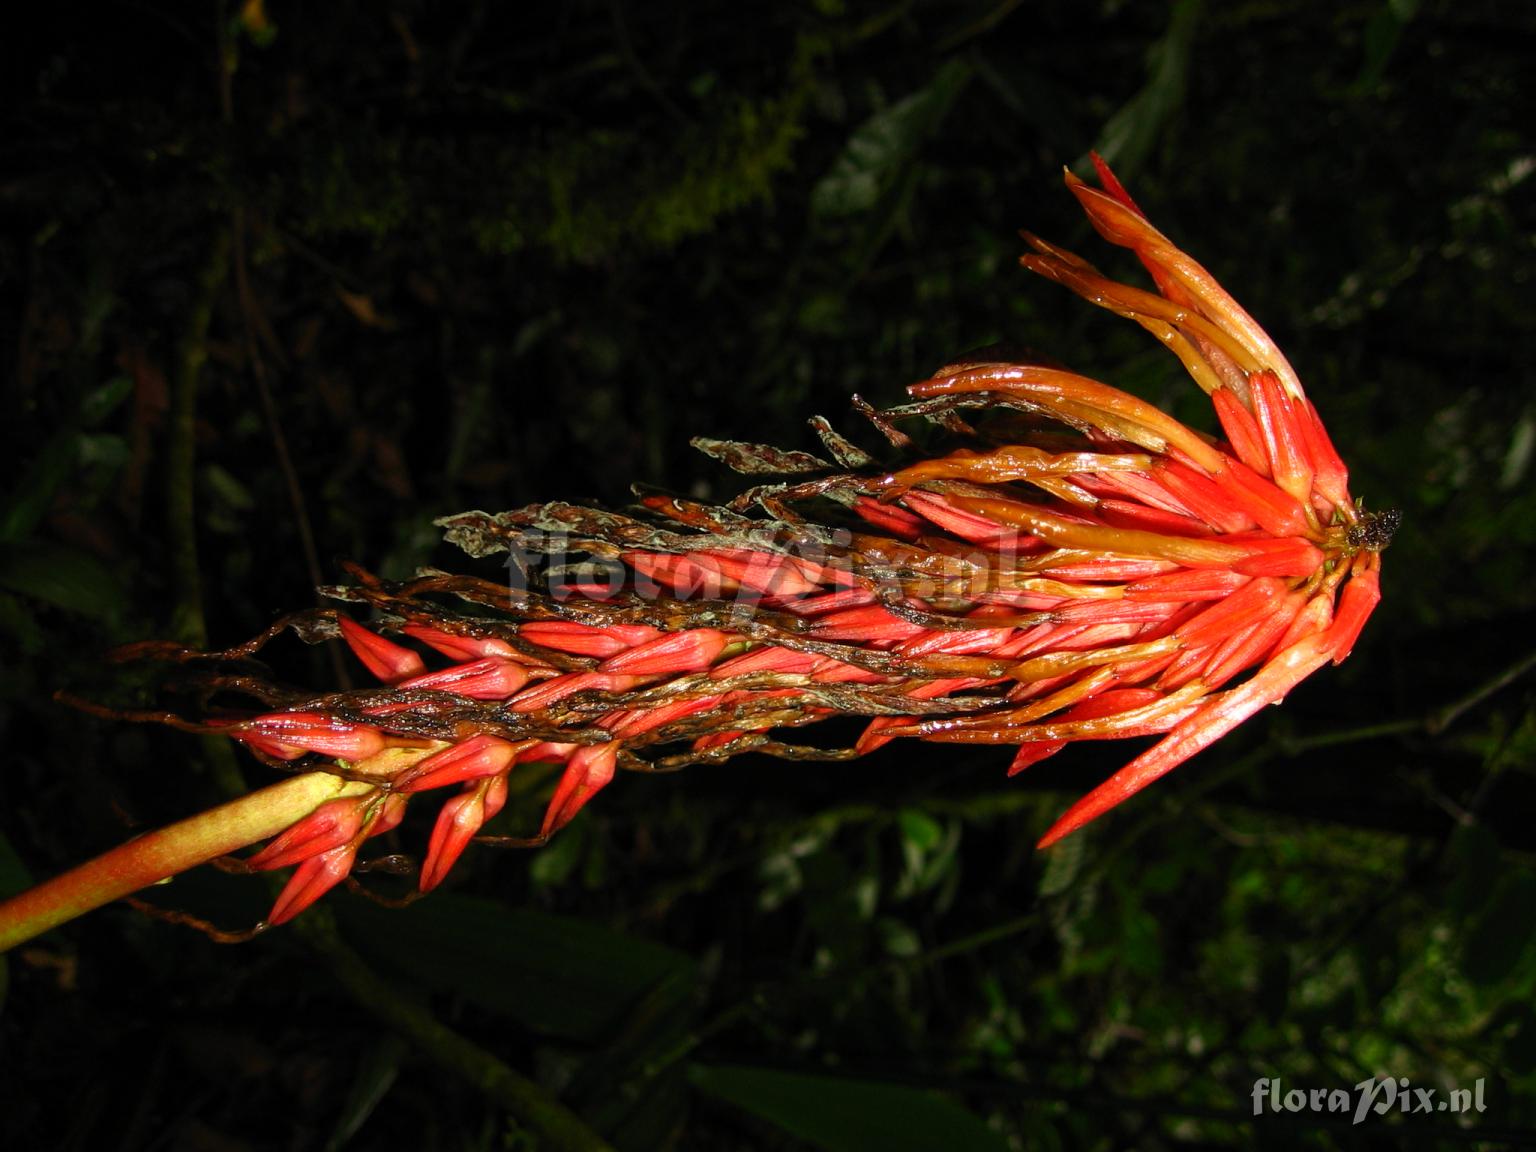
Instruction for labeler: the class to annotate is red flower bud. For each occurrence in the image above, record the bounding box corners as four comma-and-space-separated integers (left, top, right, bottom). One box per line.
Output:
337, 617, 426, 682
267, 843, 358, 925
247, 793, 372, 871
598, 629, 728, 675
518, 621, 660, 658
540, 743, 618, 837
420, 774, 510, 891
396, 656, 530, 700
508, 671, 643, 712
235, 712, 388, 761
401, 623, 521, 663
394, 733, 522, 793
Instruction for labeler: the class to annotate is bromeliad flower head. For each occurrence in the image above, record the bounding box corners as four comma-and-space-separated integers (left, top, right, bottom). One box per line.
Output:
879, 154, 1392, 845
118, 156, 1390, 924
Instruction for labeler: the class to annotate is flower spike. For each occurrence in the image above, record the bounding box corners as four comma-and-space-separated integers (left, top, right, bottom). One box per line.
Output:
83, 154, 1389, 930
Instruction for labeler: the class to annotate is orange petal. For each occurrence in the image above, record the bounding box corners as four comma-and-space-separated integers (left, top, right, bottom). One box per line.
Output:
1036, 626, 1338, 848
1249, 370, 1316, 509
1123, 569, 1250, 602
1210, 386, 1270, 476
1153, 458, 1259, 534
1326, 565, 1381, 664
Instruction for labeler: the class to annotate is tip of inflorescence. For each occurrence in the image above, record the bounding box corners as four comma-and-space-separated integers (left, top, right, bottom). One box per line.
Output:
1347, 508, 1402, 553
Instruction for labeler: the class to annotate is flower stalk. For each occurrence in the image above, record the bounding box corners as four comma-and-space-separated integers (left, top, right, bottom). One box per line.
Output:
0, 772, 371, 951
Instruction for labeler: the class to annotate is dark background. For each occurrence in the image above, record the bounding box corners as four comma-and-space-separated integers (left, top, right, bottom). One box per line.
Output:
3, 1, 1535, 1149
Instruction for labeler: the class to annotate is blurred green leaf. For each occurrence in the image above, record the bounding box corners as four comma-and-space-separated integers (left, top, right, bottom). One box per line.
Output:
1352, 0, 1419, 94
323, 1032, 406, 1152
0, 540, 126, 624
897, 808, 942, 853
1504, 1004, 1536, 1077
1462, 868, 1536, 985
0, 591, 46, 657
1037, 829, 1085, 898
337, 894, 696, 1043
0, 830, 33, 900
811, 59, 970, 219
877, 915, 921, 959
0, 437, 77, 544
1445, 822, 1505, 923
1092, 0, 1201, 177
689, 1064, 1010, 1152
79, 376, 132, 427
528, 815, 587, 889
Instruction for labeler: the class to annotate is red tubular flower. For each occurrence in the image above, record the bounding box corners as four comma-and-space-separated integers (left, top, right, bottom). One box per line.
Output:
934, 154, 1391, 845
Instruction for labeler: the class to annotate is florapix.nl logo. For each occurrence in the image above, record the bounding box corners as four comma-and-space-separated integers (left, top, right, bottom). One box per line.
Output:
1253, 1076, 1487, 1126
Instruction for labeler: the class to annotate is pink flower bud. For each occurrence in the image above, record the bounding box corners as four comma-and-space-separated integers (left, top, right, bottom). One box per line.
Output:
370, 792, 409, 838
709, 646, 821, 678
598, 629, 728, 675
337, 617, 426, 682
247, 793, 373, 871
518, 620, 660, 658
622, 551, 733, 598
401, 623, 521, 663
540, 743, 618, 837
522, 740, 578, 762
266, 843, 358, 925
394, 733, 521, 793
420, 774, 510, 892
809, 605, 926, 645
603, 695, 720, 738
695, 549, 821, 596
784, 587, 877, 617
850, 495, 924, 540
508, 671, 642, 712
235, 712, 388, 761
396, 657, 530, 700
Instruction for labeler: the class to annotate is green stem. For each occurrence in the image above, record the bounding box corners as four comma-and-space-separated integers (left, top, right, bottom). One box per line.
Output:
292, 910, 617, 1152
165, 225, 231, 650
0, 772, 370, 952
